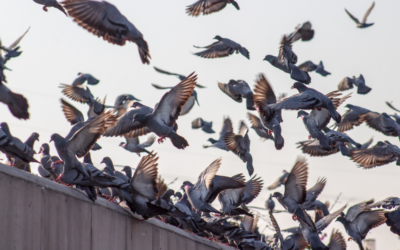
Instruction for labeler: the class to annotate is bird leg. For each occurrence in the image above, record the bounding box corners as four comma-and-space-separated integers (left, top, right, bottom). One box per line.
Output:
157, 136, 167, 144
314, 106, 322, 111
292, 214, 298, 221
268, 129, 273, 136
308, 135, 312, 140
43, 5, 48, 12
347, 237, 353, 242
55, 174, 64, 183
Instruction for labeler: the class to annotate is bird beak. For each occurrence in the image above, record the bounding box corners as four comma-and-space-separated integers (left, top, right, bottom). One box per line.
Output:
290, 86, 294, 89
49, 139, 53, 143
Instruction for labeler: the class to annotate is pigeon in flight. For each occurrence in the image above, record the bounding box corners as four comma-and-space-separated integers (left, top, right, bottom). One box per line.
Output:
72, 73, 99, 86
264, 54, 311, 84
0, 27, 30, 64
345, 2, 375, 28
298, 61, 331, 77
191, 118, 215, 134
34, 0, 67, 16
186, 0, 240, 17
119, 135, 155, 156
288, 21, 315, 42
350, 141, 400, 169
203, 116, 233, 151
332, 104, 370, 132
359, 112, 400, 140
153, 67, 205, 88
247, 113, 274, 142
338, 74, 371, 95
194, 36, 249, 59
218, 80, 254, 110
0, 81, 30, 120
267, 170, 289, 190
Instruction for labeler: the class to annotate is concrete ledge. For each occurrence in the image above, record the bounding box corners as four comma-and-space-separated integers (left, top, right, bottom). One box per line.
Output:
0, 163, 233, 250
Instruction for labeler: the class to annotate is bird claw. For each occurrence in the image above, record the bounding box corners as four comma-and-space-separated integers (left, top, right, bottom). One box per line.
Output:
347, 237, 353, 242
157, 136, 166, 144
43, 6, 48, 12
292, 214, 298, 221
268, 130, 273, 136
308, 135, 312, 140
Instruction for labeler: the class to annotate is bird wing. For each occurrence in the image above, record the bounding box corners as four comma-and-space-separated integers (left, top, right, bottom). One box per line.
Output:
308, 108, 332, 131
238, 121, 248, 136
224, 133, 245, 157
336, 108, 363, 132
195, 42, 233, 59
345, 9, 360, 24
196, 158, 221, 190
316, 205, 347, 232
345, 199, 375, 222
269, 211, 285, 247
126, 136, 139, 145
124, 127, 152, 138
267, 175, 282, 190
270, 92, 317, 110
241, 215, 254, 232
306, 177, 327, 203
8, 27, 30, 50
104, 107, 152, 137
139, 135, 156, 147
218, 187, 244, 213
186, 0, 207, 16
350, 142, 397, 169
203, 2, 227, 15
359, 112, 387, 133
327, 229, 347, 250
362, 2, 375, 23
218, 80, 244, 103
152, 73, 197, 127
253, 73, 277, 111
386, 101, 400, 112
220, 117, 233, 136
192, 118, 205, 129
153, 66, 181, 77
68, 111, 117, 157
242, 175, 263, 204
247, 113, 263, 129
298, 61, 317, 72
131, 153, 159, 201
338, 77, 354, 91
59, 83, 94, 104
60, 98, 84, 125
297, 139, 339, 157
238, 46, 250, 59
284, 157, 308, 204
86, 74, 99, 85
354, 209, 386, 238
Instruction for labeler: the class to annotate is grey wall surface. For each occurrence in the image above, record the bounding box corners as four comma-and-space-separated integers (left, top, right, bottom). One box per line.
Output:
0, 163, 233, 250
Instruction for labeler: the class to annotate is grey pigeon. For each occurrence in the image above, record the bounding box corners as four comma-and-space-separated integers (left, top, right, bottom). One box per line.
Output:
350, 140, 400, 169
153, 67, 206, 88
218, 80, 254, 110
298, 61, 331, 77
1, 27, 30, 64
385, 206, 400, 236
203, 116, 233, 150
119, 135, 155, 156
0, 82, 29, 119
332, 104, 370, 132
289, 21, 315, 42
33, 0, 67, 16
336, 199, 386, 250
121, 166, 133, 182
101, 165, 134, 208
338, 75, 371, 95
264, 55, 311, 84
279, 35, 298, 70
247, 113, 274, 142
223, 121, 254, 176
297, 211, 328, 250
359, 112, 400, 139
62, 0, 150, 64
186, 0, 240, 16
271, 82, 343, 124
113, 94, 141, 118
192, 118, 215, 134
272, 157, 317, 230
38, 143, 58, 180
129, 74, 198, 149
267, 170, 289, 190
12, 132, 40, 172
151, 84, 199, 116
253, 74, 284, 149
100, 157, 130, 182
72, 72, 99, 86
48, 156, 64, 177
50, 111, 116, 179
322, 127, 361, 148
194, 36, 249, 59
327, 229, 347, 250
182, 158, 246, 214
218, 175, 263, 216
297, 139, 340, 157
266, 194, 275, 212
345, 2, 375, 28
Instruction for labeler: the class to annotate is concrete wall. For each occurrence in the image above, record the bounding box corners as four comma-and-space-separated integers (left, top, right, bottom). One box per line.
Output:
0, 163, 233, 250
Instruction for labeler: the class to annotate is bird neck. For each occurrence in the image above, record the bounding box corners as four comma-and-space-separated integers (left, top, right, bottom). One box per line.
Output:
25, 136, 36, 148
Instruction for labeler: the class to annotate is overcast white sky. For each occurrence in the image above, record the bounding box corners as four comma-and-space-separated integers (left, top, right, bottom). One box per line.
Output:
1, 0, 400, 249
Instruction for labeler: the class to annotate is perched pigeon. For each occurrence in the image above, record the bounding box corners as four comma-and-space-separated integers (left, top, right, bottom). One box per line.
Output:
270, 82, 342, 124
183, 158, 245, 214
203, 117, 233, 151
338, 75, 371, 95
223, 121, 254, 176
298, 61, 331, 76
253, 74, 284, 150
100, 157, 131, 182
218, 175, 263, 216
345, 2, 375, 28
264, 55, 311, 84
218, 80, 254, 110
72, 73, 99, 86
0, 82, 30, 120
0, 127, 38, 164
151, 84, 199, 116
186, 0, 240, 16
332, 104, 370, 132
289, 21, 315, 42
350, 141, 400, 169
121, 166, 133, 182
267, 170, 289, 190
38, 143, 58, 180
33, 0, 67, 16
266, 194, 275, 212
62, 0, 150, 64
336, 199, 386, 250
129, 74, 197, 149
359, 112, 400, 139
1, 27, 30, 64
119, 135, 155, 156
12, 132, 40, 172
192, 118, 215, 134
247, 113, 274, 142
194, 36, 249, 59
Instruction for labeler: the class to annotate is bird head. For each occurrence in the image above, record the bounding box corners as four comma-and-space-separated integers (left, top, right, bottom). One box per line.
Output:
174, 191, 183, 200
297, 110, 309, 119
121, 166, 131, 173
164, 189, 175, 199
77, 72, 82, 76
32, 132, 40, 141
39, 143, 50, 155
214, 35, 223, 40
344, 104, 353, 109
271, 192, 283, 200
335, 212, 346, 223
131, 102, 144, 109
49, 134, 63, 145
291, 82, 307, 92
180, 181, 193, 190
100, 157, 112, 166
263, 55, 274, 63
119, 142, 126, 147
125, 94, 141, 102
102, 166, 113, 175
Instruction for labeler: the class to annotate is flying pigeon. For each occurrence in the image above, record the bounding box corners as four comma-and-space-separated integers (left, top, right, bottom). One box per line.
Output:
338, 75, 371, 94
288, 21, 315, 42
191, 118, 215, 134
1, 27, 30, 64
112, 94, 141, 118
359, 112, 400, 140
267, 170, 289, 190
194, 36, 249, 59
218, 80, 254, 110
186, 0, 240, 16
33, 0, 67, 16
203, 117, 233, 151
345, 2, 375, 28
298, 61, 331, 76
247, 113, 274, 141
350, 141, 400, 169
119, 135, 155, 156
332, 104, 371, 132
0, 82, 30, 120
153, 67, 206, 88
264, 54, 311, 84
72, 73, 99, 86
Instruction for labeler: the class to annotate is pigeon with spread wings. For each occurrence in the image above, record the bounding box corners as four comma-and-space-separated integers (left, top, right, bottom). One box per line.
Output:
350, 141, 400, 169
203, 116, 233, 151
218, 80, 254, 110
345, 2, 375, 28
194, 36, 249, 59
186, 0, 240, 17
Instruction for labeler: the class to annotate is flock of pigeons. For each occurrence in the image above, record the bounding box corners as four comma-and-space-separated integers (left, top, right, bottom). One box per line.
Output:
0, 1, 399, 250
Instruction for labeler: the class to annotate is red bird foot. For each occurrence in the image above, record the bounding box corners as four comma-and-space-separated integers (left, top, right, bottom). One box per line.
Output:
268, 130, 273, 136
43, 6, 48, 12
342, 142, 346, 146
314, 106, 322, 111
157, 136, 167, 144
348, 237, 353, 242
308, 135, 312, 140
292, 214, 298, 221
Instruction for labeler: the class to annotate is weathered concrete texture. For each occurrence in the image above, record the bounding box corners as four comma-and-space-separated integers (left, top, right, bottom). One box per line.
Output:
0, 163, 233, 250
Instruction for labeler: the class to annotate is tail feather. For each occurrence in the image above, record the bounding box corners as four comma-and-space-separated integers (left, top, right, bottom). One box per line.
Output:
169, 133, 189, 149
273, 125, 284, 150
137, 38, 151, 65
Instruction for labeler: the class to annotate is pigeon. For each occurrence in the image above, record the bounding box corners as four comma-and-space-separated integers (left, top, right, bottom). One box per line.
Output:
0, 81, 30, 120
336, 199, 386, 250
121, 166, 133, 182
48, 156, 64, 177
218, 175, 263, 216
194, 36, 249, 59
33, 0, 67, 16
38, 143, 58, 180
298, 61, 331, 76
129, 73, 197, 149
60, 98, 90, 125
270, 82, 342, 124
371, 197, 400, 209
119, 135, 155, 156
359, 112, 400, 139
267, 170, 289, 190
264, 55, 311, 84
72, 73, 99, 86
327, 229, 347, 250
350, 141, 400, 169
151, 84, 199, 116
101, 164, 134, 208
182, 158, 246, 214
0, 127, 38, 165
62, 0, 150, 64
332, 104, 371, 132
223, 121, 254, 176
266, 194, 275, 212
322, 127, 361, 148
279, 35, 297, 70
203, 117, 233, 150
192, 118, 215, 134
247, 113, 274, 141
100, 157, 131, 182
385, 206, 400, 236
271, 157, 317, 230
153, 67, 205, 88
338, 75, 371, 94
1, 27, 30, 64
253, 73, 284, 150
186, 0, 240, 16
289, 21, 315, 42
345, 2, 375, 28
297, 139, 341, 157
112, 94, 141, 118
218, 80, 254, 110
50, 111, 117, 179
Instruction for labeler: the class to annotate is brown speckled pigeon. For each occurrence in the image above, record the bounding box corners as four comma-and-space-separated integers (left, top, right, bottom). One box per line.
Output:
194, 36, 249, 59
186, 0, 240, 17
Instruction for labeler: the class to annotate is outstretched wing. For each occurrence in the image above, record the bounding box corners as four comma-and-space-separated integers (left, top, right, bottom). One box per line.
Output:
345, 9, 360, 24
362, 2, 375, 23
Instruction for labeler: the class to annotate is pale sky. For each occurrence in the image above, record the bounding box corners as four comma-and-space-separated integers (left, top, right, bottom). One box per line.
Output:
1, 0, 400, 249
